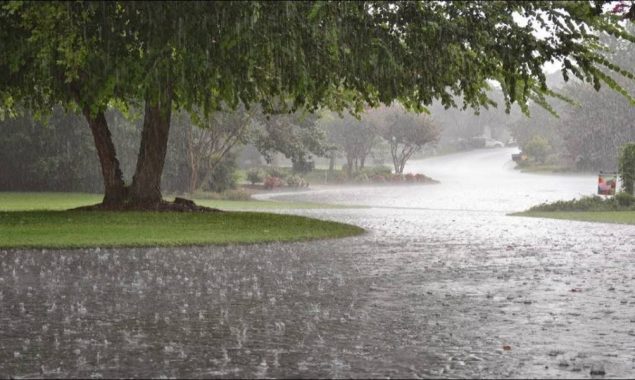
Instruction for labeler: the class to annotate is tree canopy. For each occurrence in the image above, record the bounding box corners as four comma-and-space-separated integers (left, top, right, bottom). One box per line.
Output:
1, 1, 634, 208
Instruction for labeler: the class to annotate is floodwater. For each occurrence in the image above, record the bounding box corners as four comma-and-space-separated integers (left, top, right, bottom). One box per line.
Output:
1, 148, 634, 378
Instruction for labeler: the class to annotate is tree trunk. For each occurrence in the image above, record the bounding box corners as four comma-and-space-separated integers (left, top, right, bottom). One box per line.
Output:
346, 155, 354, 178
130, 86, 173, 207
82, 109, 127, 205
328, 151, 336, 173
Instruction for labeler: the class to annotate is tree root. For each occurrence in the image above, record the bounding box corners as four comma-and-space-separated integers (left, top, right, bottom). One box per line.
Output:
72, 197, 222, 212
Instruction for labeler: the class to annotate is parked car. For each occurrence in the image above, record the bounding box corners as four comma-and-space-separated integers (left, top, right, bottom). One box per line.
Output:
484, 138, 505, 148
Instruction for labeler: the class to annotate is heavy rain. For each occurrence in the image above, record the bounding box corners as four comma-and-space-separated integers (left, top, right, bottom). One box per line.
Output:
1, 1, 634, 379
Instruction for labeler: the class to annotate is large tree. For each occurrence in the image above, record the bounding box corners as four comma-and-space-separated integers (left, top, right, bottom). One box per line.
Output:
1, 1, 634, 209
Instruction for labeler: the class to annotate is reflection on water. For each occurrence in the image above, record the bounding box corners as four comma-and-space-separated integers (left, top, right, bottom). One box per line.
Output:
1, 148, 634, 378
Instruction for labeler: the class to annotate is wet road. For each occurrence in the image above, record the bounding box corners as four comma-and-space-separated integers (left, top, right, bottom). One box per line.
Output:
1, 148, 634, 378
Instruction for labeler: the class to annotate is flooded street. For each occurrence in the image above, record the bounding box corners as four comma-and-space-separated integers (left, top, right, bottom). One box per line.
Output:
2, 148, 634, 378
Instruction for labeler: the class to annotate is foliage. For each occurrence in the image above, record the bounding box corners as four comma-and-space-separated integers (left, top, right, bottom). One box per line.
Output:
510, 26, 635, 172
286, 175, 309, 188
353, 172, 370, 184
524, 135, 551, 164
2, 1, 635, 205
321, 111, 377, 175
246, 168, 265, 185
201, 152, 239, 193
0, 107, 109, 192
254, 110, 327, 170
361, 166, 393, 177
527, 193, 635, 212
370, 103, 440, 174
619, 143, 635, 194
291, 160, 315, 174
263, 176, 285, 190
266, 167, 287, 180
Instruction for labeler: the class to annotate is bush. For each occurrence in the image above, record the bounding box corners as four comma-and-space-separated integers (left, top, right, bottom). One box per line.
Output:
203, 154, 238, 193
286, 175, 308, 188
619, 143, 635, 195
353, 172, 370, 184
404, 173, 416, 182
334, 170, 349, 183
524, 135, 550, 164
615, 191, 635, 208
414, 173, 428, 182
267, 167, 287, 180
361, 166, 392, 177
370, 174, 386, 183
246, 168, 264, 185
263, 176, 285, 190
528, 193, 635, 212
390, 174, 404, 182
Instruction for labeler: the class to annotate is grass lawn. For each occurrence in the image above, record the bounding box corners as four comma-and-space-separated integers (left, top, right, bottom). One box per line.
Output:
0, 192, 364, 249
0, 192, 351, 211
515, 163, 575, 173
0, 211, 364, 249
512, 211, 635, 225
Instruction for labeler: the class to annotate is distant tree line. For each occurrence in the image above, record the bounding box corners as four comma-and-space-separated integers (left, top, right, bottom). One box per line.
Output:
510, 28, 635, 171
0, 105, 326, 194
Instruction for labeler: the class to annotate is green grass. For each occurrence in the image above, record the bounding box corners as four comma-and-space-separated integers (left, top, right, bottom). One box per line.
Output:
515, 163, 574, 173
511, 211, 635, 225
0, 192, 351, 211
0, 192, 103, 211
0, 211, 364, 249
0, 192, 365, 248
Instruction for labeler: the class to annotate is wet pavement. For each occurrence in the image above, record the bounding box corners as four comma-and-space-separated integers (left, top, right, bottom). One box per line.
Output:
1, 148, 634, 378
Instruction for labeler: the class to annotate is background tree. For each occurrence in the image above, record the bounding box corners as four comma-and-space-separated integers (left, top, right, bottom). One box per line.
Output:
176, 107, 255, 194
253, 110, 327, 173
322, 112, 378, 177
524, 135, 552, 164
371, 104, 440, 174
510, 25, 635, 171
2, 1, 634, 209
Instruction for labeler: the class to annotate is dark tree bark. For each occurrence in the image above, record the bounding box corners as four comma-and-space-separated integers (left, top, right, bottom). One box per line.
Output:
328, 151, 336, 173
130, 86, 173, 207
82, 109, 127, 205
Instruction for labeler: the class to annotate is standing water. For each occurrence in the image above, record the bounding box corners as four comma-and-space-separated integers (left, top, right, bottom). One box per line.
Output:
1, 148, 634, 378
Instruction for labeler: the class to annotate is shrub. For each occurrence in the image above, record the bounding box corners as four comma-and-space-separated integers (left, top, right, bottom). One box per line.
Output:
527, 193, 635, 212
414, 173, 428, 182
353, 172, 370, 184
390, 174, 404, 182
361, 166, 392, 177
370, 174, 386, 183
619, 143, 635, 195
203, 154, 238, 193
334, 170, 349, 183
524, 135, 550, 164
614, 191, 635, 208
267, 167, 287, 180
287, 175, 308, 188
246, 168, 264, 185
263, 176, 285, 190
404, 173, 416, 182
